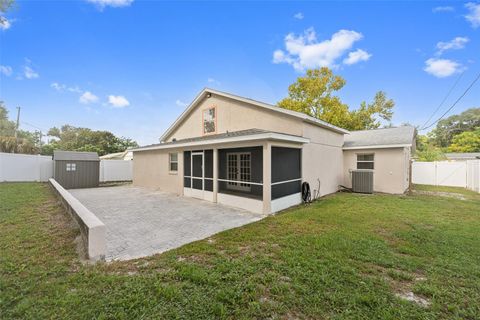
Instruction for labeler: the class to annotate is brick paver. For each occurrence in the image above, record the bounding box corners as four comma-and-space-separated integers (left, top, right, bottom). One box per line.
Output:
70, 186, 264, 261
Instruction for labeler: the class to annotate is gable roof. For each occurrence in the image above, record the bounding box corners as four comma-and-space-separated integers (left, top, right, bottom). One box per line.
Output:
343, 126, 416, 150
160, 88, 349, 142
53, 150, 99, 161
131, 129, 309, 152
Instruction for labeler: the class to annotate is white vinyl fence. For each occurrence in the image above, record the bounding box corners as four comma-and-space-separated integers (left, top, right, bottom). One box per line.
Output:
412, 160, 480, 192
0, 152, 132, 183
99, 160, 133, 182
467, 160, 480, 192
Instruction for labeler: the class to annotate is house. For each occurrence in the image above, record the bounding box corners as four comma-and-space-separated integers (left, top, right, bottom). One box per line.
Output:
99, 150, 133, 161
444, 153, 480, 161
131, 88, 416, 214
343, 126, 416, 194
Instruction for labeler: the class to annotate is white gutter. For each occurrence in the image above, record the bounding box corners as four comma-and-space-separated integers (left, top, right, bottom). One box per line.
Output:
342, 144, 411, 150
131, 132, 310, 152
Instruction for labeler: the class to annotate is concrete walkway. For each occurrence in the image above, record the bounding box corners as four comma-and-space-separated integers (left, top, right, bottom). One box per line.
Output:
69, 186, 264, 261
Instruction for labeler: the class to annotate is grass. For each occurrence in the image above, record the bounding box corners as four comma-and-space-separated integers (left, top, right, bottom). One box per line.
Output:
1, 183, 480, 319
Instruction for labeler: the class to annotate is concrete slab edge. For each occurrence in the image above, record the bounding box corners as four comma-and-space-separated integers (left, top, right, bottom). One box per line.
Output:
48, 178, 106, 262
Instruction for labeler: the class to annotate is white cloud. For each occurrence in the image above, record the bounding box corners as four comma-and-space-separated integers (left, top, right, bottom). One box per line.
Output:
0, 17, 11, 30
465, 2, 480, 28
68, 86, 82, 93
272, 28, 365, 71
175, 99, 188, 107
108, 95, 130, 108
436, 37, 469, 55
207, 77, 221, 86
432, 6, 454, 13
0, 65, 12, 76
424, 58, 463, 78
86, 0, 134, 9
293, 12, 304, 20
24, 66, 39, 79
343, 49, 372, 65
79, 91, 99, 104
51, 82, 66, 91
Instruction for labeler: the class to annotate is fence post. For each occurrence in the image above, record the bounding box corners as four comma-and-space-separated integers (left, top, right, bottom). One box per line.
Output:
434, 161, 437, 186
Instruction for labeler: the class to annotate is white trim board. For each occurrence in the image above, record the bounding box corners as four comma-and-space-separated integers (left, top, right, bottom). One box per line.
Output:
131, 132, 309, 152
217, 192, 263, 214
271, 193, 302, 213
343, 144, 410, 150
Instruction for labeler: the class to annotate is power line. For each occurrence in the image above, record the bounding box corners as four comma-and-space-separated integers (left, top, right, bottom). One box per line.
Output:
420, 70, 465, 130
420, 70, 480, 131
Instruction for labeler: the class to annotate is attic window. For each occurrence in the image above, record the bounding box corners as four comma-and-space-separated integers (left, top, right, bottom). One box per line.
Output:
203, 107, 216, 134
357, 154, 374, 170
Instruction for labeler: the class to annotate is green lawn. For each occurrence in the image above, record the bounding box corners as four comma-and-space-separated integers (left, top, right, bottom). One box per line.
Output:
1, 183, 480, 319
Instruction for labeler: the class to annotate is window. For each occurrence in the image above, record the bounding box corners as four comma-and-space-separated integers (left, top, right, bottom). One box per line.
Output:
357, 154, 374, 170
203, 107, 216, 134
169, 153, 178, 172
66, 163, 76, 172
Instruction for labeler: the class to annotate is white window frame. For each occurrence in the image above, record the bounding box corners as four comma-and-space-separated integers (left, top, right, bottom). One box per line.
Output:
356, 153, 374, 170
225, 152, 252, 192
66, 163, 76, 172
169, 153, 178, 173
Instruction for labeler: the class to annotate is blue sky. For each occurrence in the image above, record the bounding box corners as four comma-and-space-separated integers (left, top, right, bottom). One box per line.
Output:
0, 0, 479, 145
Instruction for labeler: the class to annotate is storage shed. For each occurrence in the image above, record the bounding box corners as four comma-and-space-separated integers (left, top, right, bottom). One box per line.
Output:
53, 151, 100, 189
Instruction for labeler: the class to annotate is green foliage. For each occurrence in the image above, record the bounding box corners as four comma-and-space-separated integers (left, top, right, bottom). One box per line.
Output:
278, 67, 394, 130
0, 102, 40, 154
2, 183, 480, 319
431, 108, 480, 148
448, 128, 480, 152
415, 135, 445, 161
42, 125, 139, 156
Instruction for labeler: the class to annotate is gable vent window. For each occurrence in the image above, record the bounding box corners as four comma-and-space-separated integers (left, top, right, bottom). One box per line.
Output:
357, 154, 374, 170
203, 107, 216, 134
169, 153, 178, 172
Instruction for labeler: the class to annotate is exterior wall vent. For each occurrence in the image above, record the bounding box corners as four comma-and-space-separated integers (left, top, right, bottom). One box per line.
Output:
352, 170, 374, 194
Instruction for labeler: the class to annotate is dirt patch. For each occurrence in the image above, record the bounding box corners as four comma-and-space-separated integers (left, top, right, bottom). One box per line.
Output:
395, 291, 431, 307
413, 190, 466, 200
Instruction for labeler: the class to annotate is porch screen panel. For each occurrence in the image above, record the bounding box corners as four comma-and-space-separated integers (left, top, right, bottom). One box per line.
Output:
204, 150, 213, 191
218, 146, 263, 198
271, 147, 301, 200
184, 151, 191, 188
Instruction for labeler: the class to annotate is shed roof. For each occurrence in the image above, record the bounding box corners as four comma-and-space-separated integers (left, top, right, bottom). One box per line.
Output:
53, 150, 100, 161
445, 152, 480, 160
343, 126, 416, 149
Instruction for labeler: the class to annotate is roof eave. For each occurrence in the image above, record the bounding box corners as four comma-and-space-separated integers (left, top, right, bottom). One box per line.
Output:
132, 132, 310, 152
342, 144, 412, 150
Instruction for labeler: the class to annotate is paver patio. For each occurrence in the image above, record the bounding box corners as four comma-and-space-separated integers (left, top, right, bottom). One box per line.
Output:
69, 185, 264, 261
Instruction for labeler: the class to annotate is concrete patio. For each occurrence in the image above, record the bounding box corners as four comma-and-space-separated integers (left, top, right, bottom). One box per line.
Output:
69, 185, 264, 261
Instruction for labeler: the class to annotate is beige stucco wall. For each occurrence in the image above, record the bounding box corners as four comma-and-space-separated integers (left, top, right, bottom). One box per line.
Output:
343, 147, 408, 194
133, 149, 183, 194
164, 94, 303, 142
301, 123, 344, 197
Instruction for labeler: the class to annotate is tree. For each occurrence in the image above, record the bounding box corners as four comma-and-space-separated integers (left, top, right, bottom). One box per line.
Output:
0, 0, 15, 28
448, 129, 480, 153
42, 125, 139, 156
431, 108, 480, 147
0, 102, 39, 154
278, 67, 394, 130
415, 135, 445, 161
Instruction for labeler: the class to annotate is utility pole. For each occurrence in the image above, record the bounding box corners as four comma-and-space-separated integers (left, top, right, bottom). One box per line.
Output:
14, 106, 20, 140
14, 107, 20, 153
